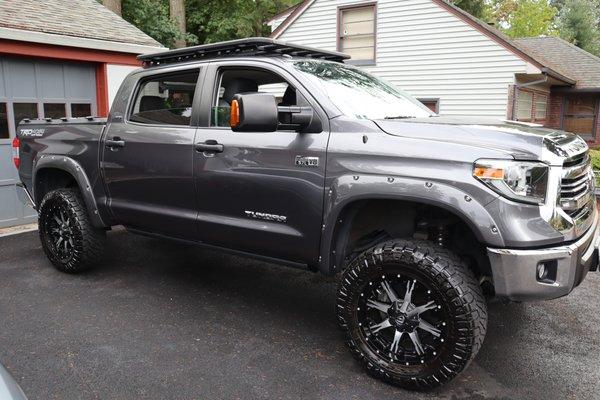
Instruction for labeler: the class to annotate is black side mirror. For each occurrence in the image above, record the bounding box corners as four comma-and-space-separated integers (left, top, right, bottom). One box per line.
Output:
231, 93, 321, 133
231, 93, 278, 132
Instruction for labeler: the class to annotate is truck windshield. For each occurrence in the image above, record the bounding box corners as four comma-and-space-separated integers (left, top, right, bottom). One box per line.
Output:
290, 60, 432, 120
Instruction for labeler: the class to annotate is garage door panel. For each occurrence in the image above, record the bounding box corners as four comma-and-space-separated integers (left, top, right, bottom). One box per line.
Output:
39, 63, 66, 99
0, 61, 5, 98
0, 56, 96, 228
65, 64, 95, 99
0, 143, 16, 182
6, 59, 37, 99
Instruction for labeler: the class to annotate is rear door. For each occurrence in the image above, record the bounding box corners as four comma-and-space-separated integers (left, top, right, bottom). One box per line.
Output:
101, 66, 204, 239
192, 60, 329, 264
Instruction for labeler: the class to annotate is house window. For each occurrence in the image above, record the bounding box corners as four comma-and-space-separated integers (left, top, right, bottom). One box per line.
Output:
338, 4, 376, 64
535, 94, 548, 120
418, 98, 439, 113
563, 95, 598, 136
516, 90, 533, 121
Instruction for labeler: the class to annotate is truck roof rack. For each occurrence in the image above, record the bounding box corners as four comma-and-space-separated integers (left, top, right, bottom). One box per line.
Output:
138, 37, 350, 67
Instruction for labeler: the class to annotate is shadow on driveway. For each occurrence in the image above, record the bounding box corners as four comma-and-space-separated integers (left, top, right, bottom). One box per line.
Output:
0, 229, 598, 400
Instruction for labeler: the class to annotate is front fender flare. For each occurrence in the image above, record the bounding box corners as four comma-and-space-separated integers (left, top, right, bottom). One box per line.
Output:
33, 154, 107, 228
318, 174, 504, 275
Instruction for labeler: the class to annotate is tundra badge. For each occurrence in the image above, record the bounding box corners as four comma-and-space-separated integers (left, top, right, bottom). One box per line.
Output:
245, 211, 287, 223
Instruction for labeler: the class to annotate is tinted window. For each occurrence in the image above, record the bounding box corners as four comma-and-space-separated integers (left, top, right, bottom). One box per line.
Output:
0, 103, 8, 139
130, 70, 199, 126
212, 69, 299, 127
44, 103, 66, 119
13, 103, 38, 128
71, 103, 92, 118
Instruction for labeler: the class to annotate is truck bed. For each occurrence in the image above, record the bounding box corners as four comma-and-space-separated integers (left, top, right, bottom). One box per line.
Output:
17, 117, 107, 205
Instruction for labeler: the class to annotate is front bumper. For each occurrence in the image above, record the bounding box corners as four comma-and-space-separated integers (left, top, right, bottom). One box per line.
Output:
487, 210, 599, 301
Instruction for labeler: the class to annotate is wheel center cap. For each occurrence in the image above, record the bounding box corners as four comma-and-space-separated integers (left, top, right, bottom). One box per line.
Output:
388, 302, 419, 331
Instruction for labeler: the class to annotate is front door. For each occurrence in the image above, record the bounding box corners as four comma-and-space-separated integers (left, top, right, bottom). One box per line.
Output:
102, 68, 202, 239
193, 62, 329, 264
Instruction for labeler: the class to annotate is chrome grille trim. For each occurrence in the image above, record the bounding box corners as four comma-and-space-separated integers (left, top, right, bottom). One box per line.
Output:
560, 151, 594, 218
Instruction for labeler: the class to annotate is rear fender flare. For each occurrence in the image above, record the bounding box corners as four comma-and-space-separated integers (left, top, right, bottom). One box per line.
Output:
318, 174, 504, 275
33, 154, 107, 228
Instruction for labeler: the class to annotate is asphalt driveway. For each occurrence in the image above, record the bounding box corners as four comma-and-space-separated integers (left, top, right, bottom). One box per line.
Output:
0, 228, 599, 400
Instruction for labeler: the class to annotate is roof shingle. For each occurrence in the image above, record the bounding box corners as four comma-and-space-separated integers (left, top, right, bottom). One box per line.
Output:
514, 37, 600, 89
0, 0, 162, 48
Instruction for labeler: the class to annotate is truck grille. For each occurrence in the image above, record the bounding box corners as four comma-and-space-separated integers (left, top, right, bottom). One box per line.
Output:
560, 152, 594, 220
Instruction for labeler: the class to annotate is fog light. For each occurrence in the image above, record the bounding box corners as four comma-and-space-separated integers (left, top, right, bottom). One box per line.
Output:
537, 264, 547, 280
536, 260, 557, 283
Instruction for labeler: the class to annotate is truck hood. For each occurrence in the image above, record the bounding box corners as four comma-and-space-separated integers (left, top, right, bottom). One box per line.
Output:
374, 116, 588, 163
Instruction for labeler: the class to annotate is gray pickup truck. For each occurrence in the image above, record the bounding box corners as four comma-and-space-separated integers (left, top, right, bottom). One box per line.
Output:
14, 38, 599, 389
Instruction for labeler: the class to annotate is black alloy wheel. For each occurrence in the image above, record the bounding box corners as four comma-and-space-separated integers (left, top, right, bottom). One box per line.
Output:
337, 239, 487, 389
38, 188, 105, 273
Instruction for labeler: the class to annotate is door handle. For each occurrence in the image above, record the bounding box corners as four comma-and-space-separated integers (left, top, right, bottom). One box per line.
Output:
105, 137, 126, 149
195, 140, 224, 153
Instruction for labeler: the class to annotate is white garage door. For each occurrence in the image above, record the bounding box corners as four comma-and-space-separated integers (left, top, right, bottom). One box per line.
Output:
0, 56, 97, 228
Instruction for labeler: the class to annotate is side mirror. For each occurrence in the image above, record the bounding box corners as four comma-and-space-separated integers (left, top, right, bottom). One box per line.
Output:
231, 93, 278, 132
231, 93, 321, 133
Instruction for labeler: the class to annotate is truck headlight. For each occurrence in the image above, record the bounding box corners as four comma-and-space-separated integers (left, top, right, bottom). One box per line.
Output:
473, 159, 549, 204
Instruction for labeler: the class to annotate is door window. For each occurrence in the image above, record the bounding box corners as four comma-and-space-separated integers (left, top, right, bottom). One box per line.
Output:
211, 68, 300, 127
130, 70, 199, 126
563, 95, 598, 136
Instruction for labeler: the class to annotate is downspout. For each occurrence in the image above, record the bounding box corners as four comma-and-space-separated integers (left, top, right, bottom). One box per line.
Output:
511, 73, 549, 121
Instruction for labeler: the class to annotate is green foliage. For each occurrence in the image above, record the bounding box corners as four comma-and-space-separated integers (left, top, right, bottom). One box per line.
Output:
492, 0, 558, 38
452, 0, 491, 19
590, 149, 600, 170
186, 0, 298, 44
121, 0, 194, 48
556, 0, 600, 56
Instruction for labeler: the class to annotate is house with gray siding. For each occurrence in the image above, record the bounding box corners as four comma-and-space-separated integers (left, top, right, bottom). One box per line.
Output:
269, 0, 600, 145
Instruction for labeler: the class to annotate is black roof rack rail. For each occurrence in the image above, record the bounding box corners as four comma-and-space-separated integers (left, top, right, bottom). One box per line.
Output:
138, 37, 350, 67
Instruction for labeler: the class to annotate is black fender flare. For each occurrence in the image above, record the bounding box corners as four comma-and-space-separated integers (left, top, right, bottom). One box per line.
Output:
317, 174, 504, 275
33, 154, 108, 228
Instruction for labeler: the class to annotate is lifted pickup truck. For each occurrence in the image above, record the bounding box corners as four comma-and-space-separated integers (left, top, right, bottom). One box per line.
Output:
14, 38, 599, 389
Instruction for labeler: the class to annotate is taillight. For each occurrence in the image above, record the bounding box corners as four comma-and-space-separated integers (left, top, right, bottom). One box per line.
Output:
12, 137, 20, 169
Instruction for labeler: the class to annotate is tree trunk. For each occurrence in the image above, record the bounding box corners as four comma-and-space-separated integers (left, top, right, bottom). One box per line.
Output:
102, 0, 122, 16
169, 0, 187, 48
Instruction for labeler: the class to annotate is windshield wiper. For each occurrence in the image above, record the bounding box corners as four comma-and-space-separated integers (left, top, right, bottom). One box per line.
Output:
384, 115, 416, 119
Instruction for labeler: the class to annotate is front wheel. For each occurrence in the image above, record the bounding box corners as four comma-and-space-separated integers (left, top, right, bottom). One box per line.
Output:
38, 188, 106, 273
336, 239, 487, 389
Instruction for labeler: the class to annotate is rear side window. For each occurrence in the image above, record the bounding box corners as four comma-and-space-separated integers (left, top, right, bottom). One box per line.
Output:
130, 70, 199, 126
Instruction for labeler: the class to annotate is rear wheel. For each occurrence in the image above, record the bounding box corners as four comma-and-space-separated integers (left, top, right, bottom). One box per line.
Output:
38, 188, 105, 273
336, 239, 487, 389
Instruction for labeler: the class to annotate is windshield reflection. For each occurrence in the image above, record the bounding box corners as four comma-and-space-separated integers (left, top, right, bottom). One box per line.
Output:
290, 60, 432, 120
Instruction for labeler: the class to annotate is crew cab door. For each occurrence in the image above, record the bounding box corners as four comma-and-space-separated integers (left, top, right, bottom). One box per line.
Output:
101, 66, 204, 239
193, 61, 329, 264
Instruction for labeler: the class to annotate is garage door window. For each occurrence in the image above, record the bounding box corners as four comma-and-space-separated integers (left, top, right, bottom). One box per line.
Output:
13, 103, 38, 128
71, 103, 92, 118
0, 103, 8, 139
44, 103, 66, 119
